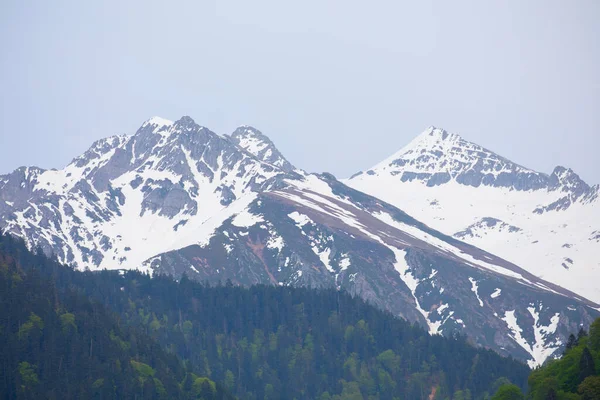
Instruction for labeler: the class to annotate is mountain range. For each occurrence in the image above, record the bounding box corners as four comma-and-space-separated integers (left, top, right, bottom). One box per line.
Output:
1, 116, 598, 367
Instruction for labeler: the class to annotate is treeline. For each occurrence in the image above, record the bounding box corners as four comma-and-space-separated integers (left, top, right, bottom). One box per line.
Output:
0, 232, 529, 399
0, 235, 235, 399
487, 323, 600, 400
525, 321, 600, 399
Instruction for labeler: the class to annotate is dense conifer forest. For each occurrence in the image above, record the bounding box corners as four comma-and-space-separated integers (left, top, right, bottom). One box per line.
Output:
0, 233, 537, 399
0, 234, 235, 399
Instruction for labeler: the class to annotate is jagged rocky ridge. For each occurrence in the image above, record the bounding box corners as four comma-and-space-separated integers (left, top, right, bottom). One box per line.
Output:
347, 126, 600, 305
0, 117, 598, 367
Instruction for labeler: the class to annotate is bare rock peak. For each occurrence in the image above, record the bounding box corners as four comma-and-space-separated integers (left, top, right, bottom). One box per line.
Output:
174, 115, 198, 129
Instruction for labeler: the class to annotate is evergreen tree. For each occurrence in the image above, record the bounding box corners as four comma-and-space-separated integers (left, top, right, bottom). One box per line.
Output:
577, 327, 588, 342
565, 334, 577, 352
589, 318, 600, 352
545, 387, 557, 400
528, 323, 600, 399
578, 347, 596, 384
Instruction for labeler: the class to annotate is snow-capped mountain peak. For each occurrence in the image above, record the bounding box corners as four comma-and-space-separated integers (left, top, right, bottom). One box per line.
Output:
230, 126, 295, 172
141, 116, 173, 130
549, 166, 590, 194
346, 126, 600, 305
1, 116, 597, 367
374, 126, 457, 169
357, 126, 543, 191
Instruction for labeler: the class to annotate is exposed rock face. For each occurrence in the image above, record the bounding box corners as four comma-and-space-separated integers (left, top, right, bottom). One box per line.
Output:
0, 116, 292, 270
1, 118, 598, 367
347, 126, 600, 305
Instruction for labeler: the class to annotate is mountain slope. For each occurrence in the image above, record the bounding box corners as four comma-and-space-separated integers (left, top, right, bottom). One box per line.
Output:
0, 232, 532, 400
0, 117, 598, 367
0, 116, 297, 273
149, 171, 599, 367
346, 126, 600, 304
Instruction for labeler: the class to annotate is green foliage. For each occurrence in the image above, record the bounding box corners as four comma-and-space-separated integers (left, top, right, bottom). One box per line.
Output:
579, 347, 596, 384
92, 378, 105, 389
131, 360, 156, 379
337, 380, 364, 400
18, 362, 39, 388
110, 329, 131, 351
0, 233, 235, 400
18, 312, 44, 340
0, 231, 529, 400
183, 320, 193, 336
490, 383, 524, 400
589, 319, 600, 352
452, 389, 472, 400
223, 370, 235, 391
59, 312, 77, 333
527, 319, 600, 400
578, 376, 600, 400
376, 350, 400, 375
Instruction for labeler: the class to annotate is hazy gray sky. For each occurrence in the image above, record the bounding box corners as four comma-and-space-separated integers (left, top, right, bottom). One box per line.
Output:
1, 1, 599, 183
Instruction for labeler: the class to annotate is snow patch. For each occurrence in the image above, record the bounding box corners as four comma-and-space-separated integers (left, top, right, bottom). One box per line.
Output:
468, 277, 484, 307
266, 234, 285, 252
288, 211, 312, 227
231, 209, 264, 227
502, 308, 560, 368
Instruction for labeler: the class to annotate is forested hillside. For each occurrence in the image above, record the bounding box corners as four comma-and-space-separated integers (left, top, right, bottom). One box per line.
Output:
526, 320, 600, 399
0, 232, 530, 399
485, 320, 600, 400
0, 235, 235, 399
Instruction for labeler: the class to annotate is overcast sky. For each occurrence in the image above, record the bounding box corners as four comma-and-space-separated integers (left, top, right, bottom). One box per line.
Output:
1, 1, 598, 183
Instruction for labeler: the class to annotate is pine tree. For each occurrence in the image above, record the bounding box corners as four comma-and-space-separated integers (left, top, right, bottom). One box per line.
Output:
565, 334, 577, 353
589, 319, 600, 352
578, 347, 595, 384
577, 327, 588, 342
545, 387, 557, 400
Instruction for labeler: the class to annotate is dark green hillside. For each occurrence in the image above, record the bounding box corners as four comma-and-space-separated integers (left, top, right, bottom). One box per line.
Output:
486, 319, 600, 400
0, 235, 234, 400
0, 233, 529, 399
526, 320, 600, 399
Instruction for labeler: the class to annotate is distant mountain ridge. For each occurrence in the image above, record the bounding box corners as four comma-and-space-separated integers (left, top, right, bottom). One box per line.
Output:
347, 126, 600, 303
0, 117, 598, 367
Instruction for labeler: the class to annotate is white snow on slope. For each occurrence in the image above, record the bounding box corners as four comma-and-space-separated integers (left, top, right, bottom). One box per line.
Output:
4, 117, 288, 274
346, 128, 600, 303
143, 116, 174, 129
339, 255, 351, 271
288, 211, 312, 228
502, 311, 532, 364
237, 133, 269, 156
231, 209, 264, 227
373, 211, 533, 284
527, 306, 561, 367
266, 233, 285, 252
502, 309, 561, 367
389, 247, 442, 335
313, 246, 334, 273
469, 277, 484, 307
